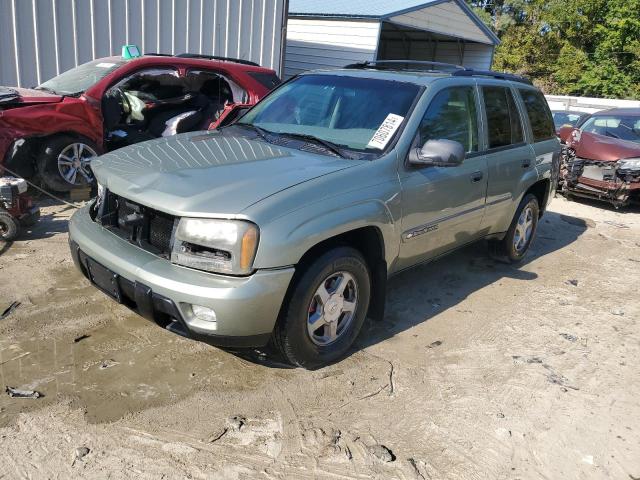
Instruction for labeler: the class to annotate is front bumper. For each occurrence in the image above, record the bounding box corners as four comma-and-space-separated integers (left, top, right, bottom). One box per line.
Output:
68, 205, 294, 347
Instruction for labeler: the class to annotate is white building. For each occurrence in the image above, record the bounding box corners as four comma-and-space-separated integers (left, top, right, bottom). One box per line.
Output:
284, 0, 500, 78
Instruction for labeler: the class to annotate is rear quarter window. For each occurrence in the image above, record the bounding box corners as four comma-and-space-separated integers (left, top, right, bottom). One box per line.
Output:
519, 89, 556, 142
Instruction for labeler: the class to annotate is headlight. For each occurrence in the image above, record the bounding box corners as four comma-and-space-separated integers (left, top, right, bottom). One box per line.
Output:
171, 218, 259, 275
618, 158, 640, 170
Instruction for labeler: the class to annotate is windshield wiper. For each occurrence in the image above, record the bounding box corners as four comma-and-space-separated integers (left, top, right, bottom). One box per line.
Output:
234, 123, 272, 141
278, 132, 350, 159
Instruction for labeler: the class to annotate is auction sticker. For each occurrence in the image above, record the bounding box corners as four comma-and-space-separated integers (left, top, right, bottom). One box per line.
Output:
367, 114, 404, 150
96, 62, 116, 68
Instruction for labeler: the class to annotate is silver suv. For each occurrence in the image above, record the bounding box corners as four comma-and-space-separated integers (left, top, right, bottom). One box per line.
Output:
69, 61, 560, 369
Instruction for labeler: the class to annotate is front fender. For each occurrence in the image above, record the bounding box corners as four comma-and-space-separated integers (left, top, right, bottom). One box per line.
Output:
253, 197, 400, 270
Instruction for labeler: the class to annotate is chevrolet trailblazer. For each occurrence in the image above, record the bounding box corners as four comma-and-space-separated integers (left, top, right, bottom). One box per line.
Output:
69, 61, 560, 369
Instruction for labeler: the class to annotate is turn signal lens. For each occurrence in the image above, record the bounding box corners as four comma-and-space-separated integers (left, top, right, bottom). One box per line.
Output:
240, 226, 259, 271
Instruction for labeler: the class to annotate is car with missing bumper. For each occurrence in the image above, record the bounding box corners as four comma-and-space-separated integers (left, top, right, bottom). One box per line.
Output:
559, 108, 640, 208
0, 50, 280, 191
68, 61, 560, 369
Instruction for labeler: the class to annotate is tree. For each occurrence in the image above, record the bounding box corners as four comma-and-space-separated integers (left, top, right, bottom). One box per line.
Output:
466, 0, 640, 99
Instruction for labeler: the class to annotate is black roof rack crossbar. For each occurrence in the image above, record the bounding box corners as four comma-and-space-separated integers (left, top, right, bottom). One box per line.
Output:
451, 69, 533, 85
345, 60, 465, 71
176, 53, 260, 67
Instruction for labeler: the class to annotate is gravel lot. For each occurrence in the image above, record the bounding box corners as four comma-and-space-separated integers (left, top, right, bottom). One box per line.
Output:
0, 195, 639, 479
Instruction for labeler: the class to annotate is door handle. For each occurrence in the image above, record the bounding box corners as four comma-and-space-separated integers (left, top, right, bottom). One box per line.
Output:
522, 159, 532, 168
470, 171, 484, 183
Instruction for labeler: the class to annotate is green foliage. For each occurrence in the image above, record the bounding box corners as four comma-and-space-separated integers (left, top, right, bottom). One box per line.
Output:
467, 0, 640, 99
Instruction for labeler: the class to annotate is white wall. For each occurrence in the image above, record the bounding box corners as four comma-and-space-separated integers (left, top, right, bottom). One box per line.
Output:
546, 95, 640, 114
0, 0, 287, 88
284, 18, 380, 78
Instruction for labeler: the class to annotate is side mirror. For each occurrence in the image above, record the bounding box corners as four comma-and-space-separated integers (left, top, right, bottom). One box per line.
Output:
408, 139, 466, 167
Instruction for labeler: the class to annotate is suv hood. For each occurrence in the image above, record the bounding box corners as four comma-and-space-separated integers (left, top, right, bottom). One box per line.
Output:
92, 130, 364, 217
571, 130, 640, 162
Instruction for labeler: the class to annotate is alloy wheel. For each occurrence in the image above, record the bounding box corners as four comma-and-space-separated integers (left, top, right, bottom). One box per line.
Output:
513, 205, 534, 253
57, 143, 98, 186
307, 271, 358, 346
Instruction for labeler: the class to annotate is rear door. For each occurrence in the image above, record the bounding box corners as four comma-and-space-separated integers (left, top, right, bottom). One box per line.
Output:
479, 83, 536, 234
398, 83, 488, 270
517, 88, 560, 199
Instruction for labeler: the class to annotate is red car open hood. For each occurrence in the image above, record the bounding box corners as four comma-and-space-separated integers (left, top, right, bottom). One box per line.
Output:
570, 130, 640, 162
0, 86, 63, 105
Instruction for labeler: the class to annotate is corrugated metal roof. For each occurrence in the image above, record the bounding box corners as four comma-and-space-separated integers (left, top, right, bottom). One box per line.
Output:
288, 0, 500, 45
289, 0, 443, 18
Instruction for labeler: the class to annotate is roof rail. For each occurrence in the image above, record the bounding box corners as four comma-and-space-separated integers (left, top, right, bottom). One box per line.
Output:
176, 53, 260, 67
452, 69, 533, 85
343, 59, 533, 85
344, 60, 464, 71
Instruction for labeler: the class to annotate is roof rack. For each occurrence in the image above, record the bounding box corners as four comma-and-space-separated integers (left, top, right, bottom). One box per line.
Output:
345, 60, 464, 71
343, 60, 532, 85
176, 53, 260, 67
451, 69, 532, 85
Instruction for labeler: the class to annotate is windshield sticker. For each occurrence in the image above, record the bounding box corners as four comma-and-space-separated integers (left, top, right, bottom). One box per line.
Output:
367, 114, 405, 150
96, 62, 116, 68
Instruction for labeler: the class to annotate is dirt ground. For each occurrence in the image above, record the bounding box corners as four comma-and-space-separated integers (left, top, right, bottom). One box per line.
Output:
0, 195, 638, 479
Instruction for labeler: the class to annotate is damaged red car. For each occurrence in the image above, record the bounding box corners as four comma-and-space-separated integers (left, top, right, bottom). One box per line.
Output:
559, 108, 640, 208
0, 53, 280, 191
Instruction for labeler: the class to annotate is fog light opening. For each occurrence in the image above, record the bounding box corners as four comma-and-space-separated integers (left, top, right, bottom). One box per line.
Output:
190, 304, 217, 323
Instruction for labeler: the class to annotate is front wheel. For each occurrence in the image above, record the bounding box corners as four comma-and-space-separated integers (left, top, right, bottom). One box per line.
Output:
490, 193, 540, 263
37, 136, 99, 192
273, 247, 371, 369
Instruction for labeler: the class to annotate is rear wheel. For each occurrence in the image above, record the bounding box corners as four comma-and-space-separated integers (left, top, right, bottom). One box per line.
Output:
490, 193, 539, 263
273, 247, 371, 369
0, 212, 19, 241
37, 135, 98, 192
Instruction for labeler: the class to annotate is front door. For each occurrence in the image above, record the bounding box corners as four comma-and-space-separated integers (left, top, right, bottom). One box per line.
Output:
398, 85, 488, 270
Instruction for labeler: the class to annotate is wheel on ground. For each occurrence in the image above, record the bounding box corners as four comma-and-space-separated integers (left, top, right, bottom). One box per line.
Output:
37, 135, 99, 192
490, 193, 540, 263
0, 212, 20, 241
273, 247, 371, 369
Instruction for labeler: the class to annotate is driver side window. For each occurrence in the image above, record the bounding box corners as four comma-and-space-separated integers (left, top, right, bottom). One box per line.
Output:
418, 87, 479, 153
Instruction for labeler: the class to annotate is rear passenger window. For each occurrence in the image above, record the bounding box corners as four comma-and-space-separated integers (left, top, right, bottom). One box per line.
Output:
418, 87, 478, 153
519, 89, 555, 141
482, 86, 523, 149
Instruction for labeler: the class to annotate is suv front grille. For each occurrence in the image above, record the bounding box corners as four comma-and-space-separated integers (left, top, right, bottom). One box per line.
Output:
98, 191, 176, 257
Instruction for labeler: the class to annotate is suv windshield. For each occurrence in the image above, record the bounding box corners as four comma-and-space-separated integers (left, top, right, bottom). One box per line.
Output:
581, 115, 640, 143
237, 74, 420, 153
37, 59, 126, 95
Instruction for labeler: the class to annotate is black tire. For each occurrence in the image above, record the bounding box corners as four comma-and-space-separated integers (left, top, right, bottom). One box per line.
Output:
490, 193, 540, 263
0, 212, 20, 241
37, 135, 99, 192
273, 247, 371, 369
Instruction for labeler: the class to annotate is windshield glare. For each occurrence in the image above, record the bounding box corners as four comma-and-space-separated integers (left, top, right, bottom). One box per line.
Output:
38, 59, 126, 95
581, 115, 640, 143
238, 75, 420, 152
